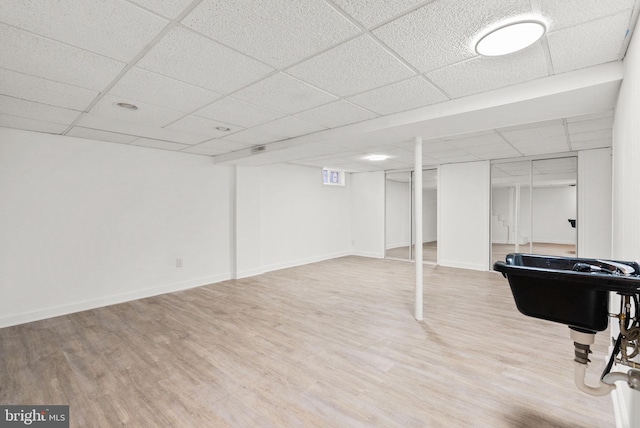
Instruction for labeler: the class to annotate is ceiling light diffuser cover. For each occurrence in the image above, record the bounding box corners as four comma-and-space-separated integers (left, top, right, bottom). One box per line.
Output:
475, 20, 546, 56
364, 154, 389, 161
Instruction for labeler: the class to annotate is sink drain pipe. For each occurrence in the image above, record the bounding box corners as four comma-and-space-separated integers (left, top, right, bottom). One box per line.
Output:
570, 329, 640, 396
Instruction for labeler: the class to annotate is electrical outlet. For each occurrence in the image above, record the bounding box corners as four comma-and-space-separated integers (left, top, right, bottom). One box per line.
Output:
176, 258, 183, 268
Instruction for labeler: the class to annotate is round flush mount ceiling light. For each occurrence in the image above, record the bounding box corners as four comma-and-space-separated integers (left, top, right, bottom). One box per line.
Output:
215, 126, 231, 132
364, 154, 389, 161
475, 20, 546, 56
115, 102, 138, 110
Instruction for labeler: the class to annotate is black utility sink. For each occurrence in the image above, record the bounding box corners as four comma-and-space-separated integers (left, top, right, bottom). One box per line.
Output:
494, 254, 640, 332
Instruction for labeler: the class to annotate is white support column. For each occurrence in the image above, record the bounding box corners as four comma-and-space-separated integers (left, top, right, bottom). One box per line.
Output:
514, 183, 520, 253
414, 136, 423, 321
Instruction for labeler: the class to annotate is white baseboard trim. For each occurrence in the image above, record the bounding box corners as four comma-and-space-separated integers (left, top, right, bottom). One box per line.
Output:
533, 239, 575, 245
438, 259, 488, 271
352, 250, 384, 258
261, 251, 351, 274
386, 242, 411, 250
235, 268, 265, 279
0, 273, 230, 329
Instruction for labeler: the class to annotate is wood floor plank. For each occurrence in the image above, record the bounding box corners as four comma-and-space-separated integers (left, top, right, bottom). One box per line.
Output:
0, 256, 614, 427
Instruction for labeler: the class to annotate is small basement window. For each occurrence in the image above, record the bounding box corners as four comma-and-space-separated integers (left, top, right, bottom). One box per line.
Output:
322, 168, 345, 186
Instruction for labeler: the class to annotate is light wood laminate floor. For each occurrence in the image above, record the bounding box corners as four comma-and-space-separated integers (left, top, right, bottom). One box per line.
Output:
0, 257, 613, 427
386, 241, 437, 262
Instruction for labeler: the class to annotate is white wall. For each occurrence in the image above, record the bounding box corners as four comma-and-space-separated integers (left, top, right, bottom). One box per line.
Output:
578, 148, 612, 258
422, 188, 437, 242
385, 179, 411, 249
439, 161, 490, 270
612, 24, 640, 428
351, 171, 385, 258
0, 128, 232, 327
235, 166, 262, 278
258, 163, 351, 271
532, 186, 577, 245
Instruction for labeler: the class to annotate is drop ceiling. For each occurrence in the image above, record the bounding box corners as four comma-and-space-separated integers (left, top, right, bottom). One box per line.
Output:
0, 0, 637, 172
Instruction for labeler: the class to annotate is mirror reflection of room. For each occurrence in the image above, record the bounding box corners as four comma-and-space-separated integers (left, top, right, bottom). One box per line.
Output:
531, 158, 577, 258
385, 169, 437, 263
414, 169, 437, 263
491, 157, 577, 267
385, 171, 412, 260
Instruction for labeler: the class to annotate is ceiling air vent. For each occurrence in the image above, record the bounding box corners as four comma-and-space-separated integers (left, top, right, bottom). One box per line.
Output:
251, 145, 266, 154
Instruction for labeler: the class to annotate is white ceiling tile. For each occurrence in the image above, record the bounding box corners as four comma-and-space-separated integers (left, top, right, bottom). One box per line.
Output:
391, 139, 451, 154
182, 0, 359, 68
287, 35, 415, 97
127, 0, 193, 19
517, 144, 570, 156
540, 0, 635, 31
300, 156, 361, 168
498, 119, 565, 132
348, 76, 448, 115
533, 157, 577, 173
567, 116, 613, 134
180, 145, 225, 156
429, 149, 479, 161
570, 129, 612, 143
136, 27, 274, 94
76, 113, 208, 144
566, 110, 613, 123
373, 147, 413, 158
0, 95, 81, 125
0, 23, 125, 91
431, 154, 479, 163
547, 10, 632, 74
232, 73, 337, 114
333, 161, 378, 172
0, 0, 168, 62
194, 97, 284, 128
66, 127, 138, 144
294, 158, 336, 168
224, 127, 284, 145
360, 158, 409, 169
165, 115, 240, 138
420, 140, 455, 153
461, 143, 516, 154
470, 149, 521, 160
500, 124, 567, 142
90, 94, 184, 127
0, 68, 98, 111
294, 100, 377, 128
0, 114, 68, 134
251, 116, 326, 139
332, 0, 427, 28
130, 138, 192, 151
446, 132, 504, 148
109, 67, 221, 113
492, 162, 531, 176
192, 139, 254, 152
427, 44, 548, 98
444, 129, 497, 140
509, 134, 570, 149
571, 139, 612, 151
373, 0, 533, 72
463, 143, 521, 158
